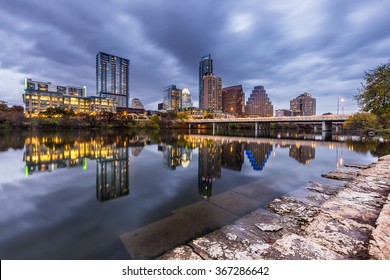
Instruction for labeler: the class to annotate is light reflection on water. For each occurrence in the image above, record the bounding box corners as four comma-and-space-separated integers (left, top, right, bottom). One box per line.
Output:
0, 130, 388, 259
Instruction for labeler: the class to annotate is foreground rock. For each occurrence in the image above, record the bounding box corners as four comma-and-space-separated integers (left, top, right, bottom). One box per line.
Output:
160, 155, 390, 260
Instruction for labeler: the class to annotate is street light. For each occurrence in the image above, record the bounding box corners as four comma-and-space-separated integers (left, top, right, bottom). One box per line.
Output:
337, 97, 344, 115
341, 98, 344, 115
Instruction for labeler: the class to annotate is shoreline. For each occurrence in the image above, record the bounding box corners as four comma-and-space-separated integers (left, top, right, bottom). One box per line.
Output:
160, 154, 390, 260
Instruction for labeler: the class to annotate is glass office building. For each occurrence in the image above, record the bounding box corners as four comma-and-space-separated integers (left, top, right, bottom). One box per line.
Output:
96, 52, 130, 108
199, 54, 213, 109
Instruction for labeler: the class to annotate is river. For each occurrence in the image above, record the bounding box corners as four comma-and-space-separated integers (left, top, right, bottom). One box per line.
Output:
0, 129, 388, 259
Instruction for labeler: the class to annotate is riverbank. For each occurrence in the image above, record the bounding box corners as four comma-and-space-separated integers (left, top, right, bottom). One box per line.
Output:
160, 154, 390, 260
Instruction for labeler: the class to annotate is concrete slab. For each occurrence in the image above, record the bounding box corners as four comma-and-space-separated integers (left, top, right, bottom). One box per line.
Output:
159, 245, 203, 260
119, 213, 206, 259
172, 200, 239, 231
208, 190, 261, 216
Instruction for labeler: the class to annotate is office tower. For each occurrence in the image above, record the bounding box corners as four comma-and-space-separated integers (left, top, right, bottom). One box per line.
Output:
199, 54, 213, 109
181, 88, 193, 109
244, 142, 273, 171
163, 85, 182, 111
290, 92, 316, 116
96, 52, 130, 108
245, 85, 273, 117
131, 98, 144, 109
201, 73, 222, 111
23, 78, 116, 113
222, 85, 245, 117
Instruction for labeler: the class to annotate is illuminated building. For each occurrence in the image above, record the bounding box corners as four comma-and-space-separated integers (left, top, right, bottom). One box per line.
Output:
181, 88, 193, 109
201, 73, 222, 111
245, 85, 273, 117
222, 85, 245, 117
221, 142, 244, 171
199, 54, 213, 109
290, 92, 316, 116
96, 52, 130, 108
163, 85, 182, 111
22, 78, 116, 114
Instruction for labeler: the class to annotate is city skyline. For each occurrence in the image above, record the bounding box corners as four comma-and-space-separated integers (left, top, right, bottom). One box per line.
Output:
0, 0, 389, 114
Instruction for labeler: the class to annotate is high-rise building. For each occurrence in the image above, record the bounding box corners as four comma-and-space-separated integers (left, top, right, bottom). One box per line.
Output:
245, 85, 273, 117
181, 88, 193, 109
96, 52, 129, 108
131, 98, 144, 109
199, 54, 213, 109
290, 92, 316, 116
222, 85, 245, 117
201, 73, 222, 111
163, 85, 182, 111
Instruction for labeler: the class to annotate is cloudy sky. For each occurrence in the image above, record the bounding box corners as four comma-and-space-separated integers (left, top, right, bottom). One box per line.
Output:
0, 0, 389, 114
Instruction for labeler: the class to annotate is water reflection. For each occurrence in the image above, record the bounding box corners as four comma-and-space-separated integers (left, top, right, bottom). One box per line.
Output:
20, 131, 390, 202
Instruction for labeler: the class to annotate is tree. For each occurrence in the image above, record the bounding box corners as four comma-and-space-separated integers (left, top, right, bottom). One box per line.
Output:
344, 112, 381, 131
355, 61, 390, 115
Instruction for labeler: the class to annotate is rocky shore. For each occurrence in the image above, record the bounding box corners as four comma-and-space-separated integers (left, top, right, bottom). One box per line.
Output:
160, 154, 390, 260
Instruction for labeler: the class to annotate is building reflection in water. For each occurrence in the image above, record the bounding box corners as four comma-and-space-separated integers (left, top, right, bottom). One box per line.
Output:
23, 134, 139, 202
289, 144, 315, 165
23, 133, 321, 202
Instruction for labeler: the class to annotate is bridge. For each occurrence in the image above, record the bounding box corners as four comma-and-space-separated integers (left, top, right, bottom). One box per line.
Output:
185, 114, 350, 134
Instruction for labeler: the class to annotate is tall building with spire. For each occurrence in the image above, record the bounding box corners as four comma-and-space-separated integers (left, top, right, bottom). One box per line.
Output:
96, 52, 130, 108
199, 54, 213, 109
181, 88, 193, 109
245, 85, 273, 117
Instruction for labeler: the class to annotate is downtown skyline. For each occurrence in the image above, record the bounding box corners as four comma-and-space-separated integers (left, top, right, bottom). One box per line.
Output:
0, 0, 389, 114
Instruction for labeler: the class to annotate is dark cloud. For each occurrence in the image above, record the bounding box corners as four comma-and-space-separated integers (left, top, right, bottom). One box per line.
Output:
0, 0, 389, 112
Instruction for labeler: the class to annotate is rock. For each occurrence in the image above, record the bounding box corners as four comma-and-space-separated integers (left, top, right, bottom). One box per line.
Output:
343, 163, 370, 169
259, 234, 343, 260
159, 245, 203, 260
321, 170, 358, 181
307, 181, 342, 196
369, 193, 390, 260
254, 223, 283, 232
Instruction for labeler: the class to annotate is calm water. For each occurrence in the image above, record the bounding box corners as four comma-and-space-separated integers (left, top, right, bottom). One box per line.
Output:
0, 129, 388, 259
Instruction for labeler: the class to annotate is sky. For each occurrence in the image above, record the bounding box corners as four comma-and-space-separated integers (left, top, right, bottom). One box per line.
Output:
0, 0, 389, 114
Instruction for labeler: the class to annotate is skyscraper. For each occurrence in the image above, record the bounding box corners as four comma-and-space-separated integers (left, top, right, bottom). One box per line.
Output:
290, 92, 316, 116
245, 85, 273, 117
96, 52, 130, 108
201, 73, 222, 111
222, 85, 245, 117
163, 85, 182, 111
199, 54, 213, 109
181, 88, 193, 109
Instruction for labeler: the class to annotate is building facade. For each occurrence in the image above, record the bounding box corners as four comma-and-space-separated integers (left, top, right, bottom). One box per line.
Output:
222, 85, 245, 117
290, 92, 316, 116
245, 85, 273, 117
96, 52, 129, 108
199, 54, 213, 109
181, 88, 193, 109
131, 98, 144, 109
201, 73, 222, 111
23, 79, 116, 114
163, 85, 182, 111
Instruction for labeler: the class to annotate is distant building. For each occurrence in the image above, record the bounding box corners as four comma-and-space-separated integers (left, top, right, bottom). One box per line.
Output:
131, 98, 144, 109
96, 52, 130, 108
22, 78, 116, 114
163, 85, 182, 111
222, 85, 245, 117
199, 54, 213, 109
158, 103, 166, 111
275, 109, 293, 117
290, 92, 316, 116
201, 73, 222, 111
245, 85, 273, 117
181, 88, 193, 109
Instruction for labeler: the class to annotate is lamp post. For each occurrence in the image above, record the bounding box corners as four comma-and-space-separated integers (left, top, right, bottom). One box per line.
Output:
341, 98, 344, 115
337, 97, 344, 115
